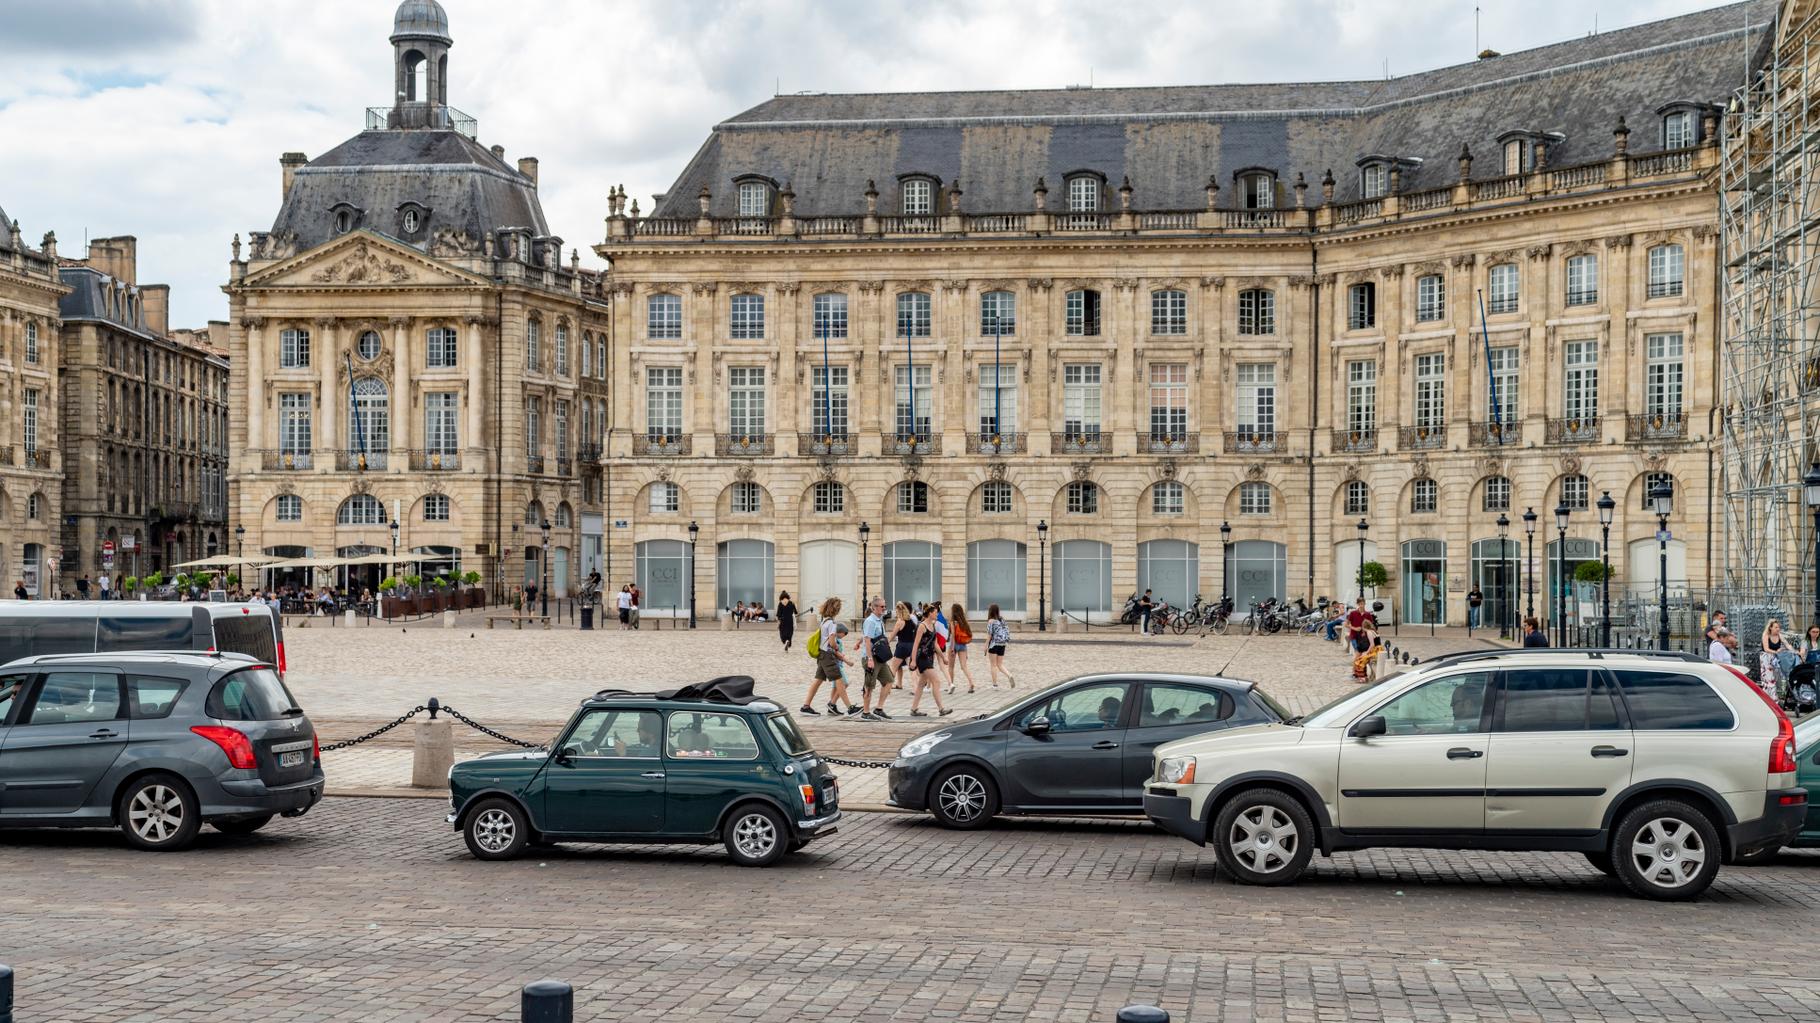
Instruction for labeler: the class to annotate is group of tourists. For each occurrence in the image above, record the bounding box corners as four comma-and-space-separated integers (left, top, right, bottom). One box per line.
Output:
1704, 609, 1820, 697
795, 595, 1015, 721
1339, 597, 1385, 682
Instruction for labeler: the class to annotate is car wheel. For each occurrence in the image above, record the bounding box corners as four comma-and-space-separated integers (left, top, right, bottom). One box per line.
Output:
1583, 850, 1615, 876
463, 798, 530, 861
1609, 799, 1722, 901
1732, 845, 1782, 866
723, 803, 789, 867
1212, 788, 1315, 886
929, 765, 1000, 830
119, 774, 201, 852
212, 814, 274, 836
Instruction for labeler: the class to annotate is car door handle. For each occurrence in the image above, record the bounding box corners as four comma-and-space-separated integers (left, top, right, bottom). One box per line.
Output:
1091, 741, 1120, 750
1590, 746, 1629, 758
1446, 747, 1483, 760
89, 729, 119, 740
640, 771, 665, 779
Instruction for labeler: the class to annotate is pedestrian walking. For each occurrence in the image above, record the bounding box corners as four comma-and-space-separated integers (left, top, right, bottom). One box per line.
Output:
1466, 585, 1483, 630
616, 585, 632, 629
1344, 597, 1374, 679
1137, 589, 1157, 637
76, 575, 91, 599
985, 603, 1014, 688
861, 596, 894, 720
826, 621, 859, 716
777, 590, 798, 651
1762, 618, 1791, 698
907, 604, 952, 718
12, 580, 26, 601
98, 573, 111, 600
890, 601, 915, 690
1522, 616, 1549, 647
800, 597, 844, 715
931, 603, 954, 687
946, 603, 978, 694
629, 583, 642, 629
523, 579, 539, 616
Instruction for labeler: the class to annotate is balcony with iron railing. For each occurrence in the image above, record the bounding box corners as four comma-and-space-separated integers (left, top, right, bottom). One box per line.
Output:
1225, 429, 1279, 454
1398, 425, 1446, 451
261, 449, 313, 471
633, 433, 691, 456
1330, 428, 1378, 454
526, 454, 545, 474
336, 450, 388, 471
557, 457, 574, 476
717, 433, 775, 456
365, 104, 477, 138
1470, 421, 1520, 447
973, 433, 1026, 455
1140, 432, 1199, 454
886, 434, 938, 456
1546, 418, 1601, 445
0, 448, 13, 466
409, 449, 461, 471
801, 432, 854, 456
21, 449, 51, 470
1627, 412, 1687, 441
1051, 431, 1107, 455
576, 443, 602, 464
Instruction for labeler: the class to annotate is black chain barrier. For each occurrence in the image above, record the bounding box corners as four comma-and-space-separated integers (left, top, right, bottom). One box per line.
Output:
318, 705, 426, 751
820, 755, 895, 769
318, 700, 543, 752
440, 704, 544, 749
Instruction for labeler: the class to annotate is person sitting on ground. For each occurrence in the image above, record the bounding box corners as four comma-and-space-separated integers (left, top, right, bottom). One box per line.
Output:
750, 601, 768, 622
733, 600, 748, 621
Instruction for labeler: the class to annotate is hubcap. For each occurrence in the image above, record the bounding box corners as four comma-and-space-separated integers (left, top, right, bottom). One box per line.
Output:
1630, 817, 1705, 889
472, 808, 516, 853
1229, 804, 1298, 874
938, 774, 987, 822
733, 813, 777, 859
128, 785, 184, 843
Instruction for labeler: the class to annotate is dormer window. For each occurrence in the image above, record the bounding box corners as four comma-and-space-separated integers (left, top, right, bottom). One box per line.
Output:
403, 209, 419, 233
901, 177, 936, 216
1663, 111, 1693, 149
1502, 139, 1531, 175
1495, 130, 1560, 176
1236, 171, 1275, 210
1360, 163, 1388, 199
396, 202, 429, 237
330, 202, 362, 235
1066, 175, 1100, 213
737, 181, 769, 217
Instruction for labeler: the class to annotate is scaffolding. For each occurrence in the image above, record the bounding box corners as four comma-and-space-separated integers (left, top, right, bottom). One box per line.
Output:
1720, 1, 1820, 623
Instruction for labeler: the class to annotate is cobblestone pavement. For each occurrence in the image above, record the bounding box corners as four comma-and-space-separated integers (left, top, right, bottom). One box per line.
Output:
2, 798, 1816, 1022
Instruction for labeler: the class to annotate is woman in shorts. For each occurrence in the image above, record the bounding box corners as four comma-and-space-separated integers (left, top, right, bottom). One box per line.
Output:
799, 597, 843, 715
984, 603, 1014, 688
907, 605, 953, 718
946, 602, 979, 694
889, 601, 916, 690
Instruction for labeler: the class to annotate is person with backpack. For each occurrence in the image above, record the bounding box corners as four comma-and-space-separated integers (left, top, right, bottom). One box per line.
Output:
985, 603, 1015, 688
800, 597, 844, 715
946, 602, 979, 694
907, 604, 953, 718
889, 601, 915, 691
931, 603, 954, 687
825, 621, 859, 717
860, 595, 894, 720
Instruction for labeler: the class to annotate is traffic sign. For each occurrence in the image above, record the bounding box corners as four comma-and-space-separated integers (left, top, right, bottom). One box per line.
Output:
121, 535, 137, 551
102, 540, 115, 555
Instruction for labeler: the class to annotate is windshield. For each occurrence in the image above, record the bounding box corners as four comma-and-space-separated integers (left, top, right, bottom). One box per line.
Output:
766, 712, 813, 757
208, 667, 303, 721
1250, 686, 1293, 722
1299, 676, 1404, 727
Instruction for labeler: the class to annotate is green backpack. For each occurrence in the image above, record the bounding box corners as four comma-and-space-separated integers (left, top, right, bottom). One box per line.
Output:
805, 628, 821, 658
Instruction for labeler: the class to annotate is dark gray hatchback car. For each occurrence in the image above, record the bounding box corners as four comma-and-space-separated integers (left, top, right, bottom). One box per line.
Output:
0, 651, 323, 850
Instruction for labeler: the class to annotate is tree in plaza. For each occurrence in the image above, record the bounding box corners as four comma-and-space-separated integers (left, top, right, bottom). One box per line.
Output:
1356, 561, 1389, 596
379, 577, 399, 593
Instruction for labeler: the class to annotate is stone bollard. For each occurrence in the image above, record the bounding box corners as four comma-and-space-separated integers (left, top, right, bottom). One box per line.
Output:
521, 979, 572, 1023
1056, 613, 1073, 635
0, 962, 12, 1023
720, 611, 733, 631
411, 707, 454, 788
443, 609, 456, 628
1116, 1006, 1168, 1023
345, 610, 356, 627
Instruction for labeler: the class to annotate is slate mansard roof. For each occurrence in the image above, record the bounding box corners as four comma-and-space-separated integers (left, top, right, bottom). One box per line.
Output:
653, 0, 1772, 217
268, 128, 549, 254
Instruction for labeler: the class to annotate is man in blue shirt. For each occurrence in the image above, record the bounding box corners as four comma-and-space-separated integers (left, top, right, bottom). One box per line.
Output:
860, 596, 894, 720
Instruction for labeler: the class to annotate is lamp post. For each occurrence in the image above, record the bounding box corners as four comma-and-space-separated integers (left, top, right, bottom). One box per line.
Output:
539, 518, 551, 618
687, 520, 699, 629
1806, 463, 1820, 629
388, 516, 400, 605
858, 521, 871, 610
1355, 517, 1368, 604
1649, 478, 1674, 651
1596, 491, 1615, 647
1220, 520, 1233, 599
1553, 503, 1570, 646
1522, 507, 1538, 628
1496, 513, 1510, 640
1036, 519, 1049, 631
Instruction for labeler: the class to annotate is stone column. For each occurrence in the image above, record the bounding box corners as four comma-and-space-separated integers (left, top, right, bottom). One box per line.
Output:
317, 318, 338, 469
465, 316, 485, 462
691, 284, 717, 450
1110, 278, 1139, 455
391, 316, 411, 465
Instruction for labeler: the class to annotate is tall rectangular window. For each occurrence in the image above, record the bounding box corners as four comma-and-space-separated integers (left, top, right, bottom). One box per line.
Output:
813, 292, 848, 339
894, 365, 932, 438
580, 333, 591, 377
1564, 340, 1599, 421
1151, 290, 1187, 335
280, 393, 311, 454
1416, 274, 1445, 322
980, 291, 1016, 335
1664, 111, 1693, 149
1347, 282, 1376, 330
1346, 360, 1377, 433
1488, 346, 1520, 425
896, 292, 931, 338
280, 328, 310, 368
555, 324, 570, 377
1646, 333, 1685, 417
1360, 163, 1388, 199
1415, 353, 1446, 429
728, 366, 766, 436
427, 326, 459, 367
524, 396, 542, 456
647, 294, 682, 339
730, 294, 765, 339
1236, 364, 1275, 437
1566, 254, 1598, 305
1238, 289, 1275, 335
1647, 244, 1685, 299
24, 322, 38, 363
1148, 363, 1188, 438
425, 392, 459, 452
646, 367, 682, 438
22, 389, 37, 453
811, 365, 849, 436
555, 399, 570, 458
977, 364, 1018, 437
737, 182, 768, 217
901, 179, 934, 215
595, 340, 606, 380
1062, 364, 1102, 438
1065, 290, 1101, 336
1487, 263, 1520, 314
1067, 176, 1099, 212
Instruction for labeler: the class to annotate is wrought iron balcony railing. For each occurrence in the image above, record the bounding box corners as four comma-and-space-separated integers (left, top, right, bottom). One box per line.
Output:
886, 434, 937, 456
556, 457, 574, 477
1330, 428, 1377, 454
717, 433, 775, 456
1546, 417, 1601, 445
1225, 430, 1278, 454
21, 449, 51, 470
262, 450, 313, 470
1627, 412, 1687, 441
336, 451, 388, 471
1051, 431, 1107, 455
526, 454, 545, 474
801, 432, 854, 456
409, 450, 461, 471
1140, 432, 1199, 454
1398, 425, 1446, 451
973, 433, 1026, 455
1470, 422, 1520, 447
633, 433, 691, 456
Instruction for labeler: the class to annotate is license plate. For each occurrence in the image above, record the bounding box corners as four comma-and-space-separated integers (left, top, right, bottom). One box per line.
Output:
279, 751, 305, 768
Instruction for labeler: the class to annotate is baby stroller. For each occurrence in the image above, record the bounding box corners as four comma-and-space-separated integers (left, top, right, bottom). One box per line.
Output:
1785, 661, 1819, 715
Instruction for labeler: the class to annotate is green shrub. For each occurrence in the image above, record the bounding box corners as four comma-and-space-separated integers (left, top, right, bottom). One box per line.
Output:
1356, 561, 1390, 590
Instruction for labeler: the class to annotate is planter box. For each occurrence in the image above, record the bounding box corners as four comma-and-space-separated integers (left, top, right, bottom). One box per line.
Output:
466, 588, 484, 610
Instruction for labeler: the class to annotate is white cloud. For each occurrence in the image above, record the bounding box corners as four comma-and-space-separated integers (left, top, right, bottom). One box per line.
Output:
0, 0, 1746, 327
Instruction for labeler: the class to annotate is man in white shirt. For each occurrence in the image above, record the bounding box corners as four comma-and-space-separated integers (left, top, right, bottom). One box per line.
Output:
1709, 627, 1735, 664
616, 586, 633, 630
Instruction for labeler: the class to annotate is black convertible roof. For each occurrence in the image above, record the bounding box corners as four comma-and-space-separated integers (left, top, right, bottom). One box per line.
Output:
588, 676, 769, 707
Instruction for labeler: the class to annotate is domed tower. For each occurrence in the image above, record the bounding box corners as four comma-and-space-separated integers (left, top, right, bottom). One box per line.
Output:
389, 0, 453, 129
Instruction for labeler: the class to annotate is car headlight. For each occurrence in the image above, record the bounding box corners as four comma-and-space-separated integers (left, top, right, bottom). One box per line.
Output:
1157, 755, 1197, 785
899, 732, 952, 759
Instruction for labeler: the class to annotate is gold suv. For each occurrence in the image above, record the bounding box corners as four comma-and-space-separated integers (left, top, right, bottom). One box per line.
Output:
1143, 649, 1807, 900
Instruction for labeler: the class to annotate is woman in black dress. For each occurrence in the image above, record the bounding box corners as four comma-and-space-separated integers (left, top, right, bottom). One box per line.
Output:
776, 591, 797, 651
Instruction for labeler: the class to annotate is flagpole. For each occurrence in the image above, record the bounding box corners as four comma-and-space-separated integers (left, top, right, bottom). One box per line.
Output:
1477, 288, 1500, 436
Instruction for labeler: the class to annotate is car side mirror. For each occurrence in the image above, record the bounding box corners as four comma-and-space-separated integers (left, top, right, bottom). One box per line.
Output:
1024, 716, 1052, 737
555, 743, 581, 762
1350, 715, 1387, 740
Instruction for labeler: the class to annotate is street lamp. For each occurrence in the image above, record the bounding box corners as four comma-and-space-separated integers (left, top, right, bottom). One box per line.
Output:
1220, 521, 1233, 600
1522, 507, 1538, 629
1036, 519, 1049, 632
1496, 513, 1511, 640
1554, 503, 1570, 646
1805, 463, 1820, 629
858, 521, 871, 610
687, 520, 700, 629
539, 518, 552, 618
389, 516, 400, 608
1596, 491, 1616, 648
1355, 517, 1368, 604
1649, 478, 1674, 651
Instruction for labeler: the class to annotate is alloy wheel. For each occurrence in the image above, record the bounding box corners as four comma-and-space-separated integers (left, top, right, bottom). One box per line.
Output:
472, 807, 517, 854
1629, 816, 1706, 890
938, 773, 988, 823
733, 812, 778, 859
1228, 804, 1299, 874
128, 784, 185, 844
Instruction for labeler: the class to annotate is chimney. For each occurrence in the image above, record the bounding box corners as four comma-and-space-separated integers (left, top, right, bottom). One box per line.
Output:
517, 157, 539, 187
140, 284, 171, 336
86, 236, 138, 285
279, 152, 308, 201
490, 144, 506, 162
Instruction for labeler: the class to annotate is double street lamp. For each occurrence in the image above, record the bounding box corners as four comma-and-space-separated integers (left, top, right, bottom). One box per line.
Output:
1649, 478, 1674, 651
1806, 463, 1820, 629
687, 520, 699, 629
1596, 491, 1616, 648
1035, 519, 1049, 632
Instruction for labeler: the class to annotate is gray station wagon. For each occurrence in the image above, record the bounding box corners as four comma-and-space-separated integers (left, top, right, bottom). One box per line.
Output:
0, 651, 324, 850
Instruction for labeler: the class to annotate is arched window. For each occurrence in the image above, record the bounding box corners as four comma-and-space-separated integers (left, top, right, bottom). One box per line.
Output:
649, 481, 680, 513
334, 209, 353, 234
980, 291, 1015, 336
402, 209, 420, 234
1483, 476, 1511, 512
897, 481, 930, 513
1344, 481, 1369, 516
1237, 289, 1274, 335
348, 378, 389, 465
1410, 479, 1438, 514
336, 494, 385, 525
896, 292, 931, 338
1151, 290, 1187, 335
276, 495, 303, 521
1152, 480, 1185, 515
730, 481, 762, 514
980, 481, 1013, 514
647, 293, 683, 339
1663, 110, 1694, 149
1239, 482, 1272, 515
1066, 481, 1099, 514
1647, 244, 1685, 299
1238, 171, 1275, 209
555, 502, 573, 527
525, 500, 544, 526
426, 326, 458, 368
423, 494, 450, 521
901, 178, 935, 216
729, 293, 765, 339
356, 329, 381, 361
812, 481, 845, 513
1360, 162, 1389, 199
1065, 289, 1101, 336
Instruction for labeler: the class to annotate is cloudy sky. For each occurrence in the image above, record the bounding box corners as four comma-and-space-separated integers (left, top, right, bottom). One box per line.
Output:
0, 0, 1754, 328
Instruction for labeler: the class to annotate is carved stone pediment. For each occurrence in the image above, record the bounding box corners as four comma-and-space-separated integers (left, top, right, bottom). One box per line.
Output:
1560, 454, 1583, 476
987, 461, 1008, 482
1071, 461, 1093, 481
309, 243, 413, 284
1411, 455, 1431, 480
733, 466, 756, 483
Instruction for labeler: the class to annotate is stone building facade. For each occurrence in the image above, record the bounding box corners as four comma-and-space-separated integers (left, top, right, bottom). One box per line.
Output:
226, 0, 609, 598
57, 236, 230, 581
0, 208, 67, 596
597, 5, 1758, 625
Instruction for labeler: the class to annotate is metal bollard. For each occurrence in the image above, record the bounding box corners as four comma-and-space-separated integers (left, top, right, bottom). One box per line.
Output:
1116, 1006, 1168, 1023
1, 962, 14, 1023
522, 979, 572, 1023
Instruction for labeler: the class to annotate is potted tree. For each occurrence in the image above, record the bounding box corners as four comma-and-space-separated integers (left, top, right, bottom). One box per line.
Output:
379, 576, 400, 619
403, 574, 424, 614
462, 570, 483, 608
171, 573, 192, 600
124, 576, 141, 600
144, 571, 166, 600
1573, 561, 1610, 625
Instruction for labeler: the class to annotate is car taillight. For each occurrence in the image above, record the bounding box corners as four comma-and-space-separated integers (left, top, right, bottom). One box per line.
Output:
191, 725, 257, 770
799, 783, 817, 814
313, 732, 320, 764
1724, 665, 1799, 775
277, 641, 287, 677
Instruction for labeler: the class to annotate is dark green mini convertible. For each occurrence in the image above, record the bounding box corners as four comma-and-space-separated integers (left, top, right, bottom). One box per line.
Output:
446, 677, 841, 866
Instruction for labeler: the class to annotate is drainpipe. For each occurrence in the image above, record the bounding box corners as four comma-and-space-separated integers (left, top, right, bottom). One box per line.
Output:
1308, 241, 1319, 599
494, 290, 504, 605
